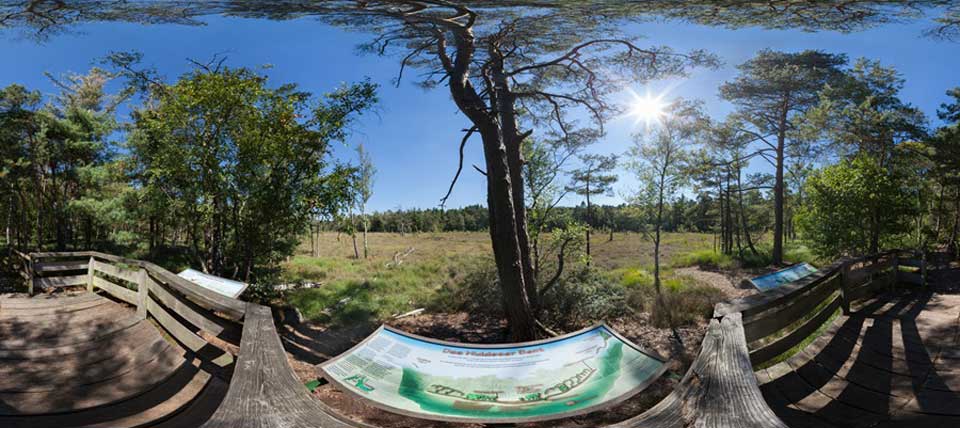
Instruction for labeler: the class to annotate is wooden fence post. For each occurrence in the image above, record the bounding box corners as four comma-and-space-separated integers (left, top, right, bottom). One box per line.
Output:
840, 260, 852, 315
890, 252, 899, 292
920, 251, 927, 288
87, 257, 96, 292
26, 254, 34, 296
136, 268, 149, 319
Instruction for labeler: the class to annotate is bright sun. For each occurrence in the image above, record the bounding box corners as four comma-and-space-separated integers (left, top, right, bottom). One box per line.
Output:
627, 90, 668, 128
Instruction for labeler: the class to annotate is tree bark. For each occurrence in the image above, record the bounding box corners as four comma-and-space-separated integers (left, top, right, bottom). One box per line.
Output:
362, 218, 369, 259
442, 27, 538, 341
585, 183, 592, 262
772, 105, 788, 266
352, 232, 360, 259
489, 46, 539, 311
736, 166, 759, 256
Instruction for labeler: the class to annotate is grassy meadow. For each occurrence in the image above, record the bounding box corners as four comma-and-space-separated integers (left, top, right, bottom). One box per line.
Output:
280, 231, 725, 326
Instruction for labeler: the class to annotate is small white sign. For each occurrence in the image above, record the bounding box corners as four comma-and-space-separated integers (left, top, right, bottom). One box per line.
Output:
177, 268, 248, 298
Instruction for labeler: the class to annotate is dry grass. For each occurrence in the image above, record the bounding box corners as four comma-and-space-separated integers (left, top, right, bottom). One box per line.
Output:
294, 231, 713, 270
282, 231, 716, 325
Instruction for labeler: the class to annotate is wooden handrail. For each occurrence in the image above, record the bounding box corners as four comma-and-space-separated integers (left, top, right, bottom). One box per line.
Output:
22, 251, 369, 426
9, 248, 929, 427
200, 303, 374, 428
28, 251, 245, 320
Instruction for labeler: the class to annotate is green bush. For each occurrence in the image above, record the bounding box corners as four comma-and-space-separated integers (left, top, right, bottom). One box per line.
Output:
625, 272, 725, 328
429, 260, 501, 316
619, 268, 654, 288
676, 250, 735, 269
784, 243, 819, 265
739, 251, 772, 268
539, 267, 628, 331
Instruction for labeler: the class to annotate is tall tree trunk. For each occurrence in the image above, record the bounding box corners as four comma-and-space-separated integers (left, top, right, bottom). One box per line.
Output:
772, 108, 787, 265
490, 48, 539, 312
585, 185, 592, 263
362, 218, 369, 259
443, 29, 537, 340
4, 198, 11, 247
950, 186, 960, 258
351, 232, 360, 259
870, 206, 881, 255
736, 166, 759, 256
934, 184, 945, 242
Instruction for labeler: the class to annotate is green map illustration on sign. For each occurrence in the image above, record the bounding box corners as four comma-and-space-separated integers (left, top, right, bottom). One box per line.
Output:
320, 324, 668, 423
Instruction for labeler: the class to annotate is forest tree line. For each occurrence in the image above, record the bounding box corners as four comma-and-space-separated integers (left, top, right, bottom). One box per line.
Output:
1, 56, 377, 281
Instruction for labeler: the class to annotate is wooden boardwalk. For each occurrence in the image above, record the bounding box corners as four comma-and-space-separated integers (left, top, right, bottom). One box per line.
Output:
1, 250, 365, 428
0, 292, 227, 427
1, 249, 957, 427
756, 271, 960, 427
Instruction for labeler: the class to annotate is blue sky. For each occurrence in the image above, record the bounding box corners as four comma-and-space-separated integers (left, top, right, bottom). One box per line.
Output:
2, 14, 957, 212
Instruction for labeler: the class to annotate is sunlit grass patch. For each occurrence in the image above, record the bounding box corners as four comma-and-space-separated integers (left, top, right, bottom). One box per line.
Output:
675, 249, 735, 269
282, 253, 487, 325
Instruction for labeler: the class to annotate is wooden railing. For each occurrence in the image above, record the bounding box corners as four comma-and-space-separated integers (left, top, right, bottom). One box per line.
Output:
9, 248, 32, 290
714, 249, 924, 368
16, 251, 369, 428
609, 249, 929, 427
8, 249, 931, 427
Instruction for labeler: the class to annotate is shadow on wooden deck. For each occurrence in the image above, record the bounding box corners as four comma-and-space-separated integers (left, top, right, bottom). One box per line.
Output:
760, 261, 960, 428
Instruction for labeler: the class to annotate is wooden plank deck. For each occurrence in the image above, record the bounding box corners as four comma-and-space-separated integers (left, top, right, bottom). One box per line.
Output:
758, 290, 960, 427
0, 292, 227, 427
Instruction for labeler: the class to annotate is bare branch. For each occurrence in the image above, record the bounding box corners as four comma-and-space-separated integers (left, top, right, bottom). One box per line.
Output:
440, 126, 478, 209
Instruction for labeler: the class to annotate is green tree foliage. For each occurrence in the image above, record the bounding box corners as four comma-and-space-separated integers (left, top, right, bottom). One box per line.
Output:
720, 49, 847, 265
0, 69, 122, 250
697, 118, 770, 257
521, 137, 586, 282
627, 100, 704, 341
797, 155, 916, 258
354, 144, 376, 259
926, 88, 960, 252
127, 65, 377, 280
804, 58, 927, 253
628, 100, 703, 298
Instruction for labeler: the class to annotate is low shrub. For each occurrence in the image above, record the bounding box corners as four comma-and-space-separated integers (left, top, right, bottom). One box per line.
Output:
429, 259, 501, 316
625, 272, 725, 328
784, 243, 819, 265
619, 267, 654, 288
739, 251, 772, 268
538, 267, 628, 331
676, 249, 735, 269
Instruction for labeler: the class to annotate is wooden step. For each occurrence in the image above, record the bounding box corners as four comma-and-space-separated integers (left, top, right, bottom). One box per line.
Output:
0, 335, 170, 392
0, 297, 112, 319
0, 319, 153, 361
0, 293, 100, 310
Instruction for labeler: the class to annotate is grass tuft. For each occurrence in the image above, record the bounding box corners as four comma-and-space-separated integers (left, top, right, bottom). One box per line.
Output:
676, 249, 735, 269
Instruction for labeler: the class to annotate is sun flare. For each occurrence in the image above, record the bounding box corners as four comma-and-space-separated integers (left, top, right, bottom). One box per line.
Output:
626, 90, 668, 128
